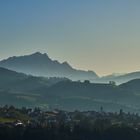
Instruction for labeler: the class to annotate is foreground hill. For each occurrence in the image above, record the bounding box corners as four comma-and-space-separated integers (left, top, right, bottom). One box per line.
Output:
0, 52, 98, 81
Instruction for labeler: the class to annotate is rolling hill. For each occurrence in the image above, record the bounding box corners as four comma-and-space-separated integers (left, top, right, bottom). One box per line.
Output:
35, 80, 140, 112
0, 67, 140, 112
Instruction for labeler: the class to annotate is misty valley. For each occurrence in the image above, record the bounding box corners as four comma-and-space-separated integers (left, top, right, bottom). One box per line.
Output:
0, 52, 140, 139
1, 0, 140, 139
0, 53, 140, 113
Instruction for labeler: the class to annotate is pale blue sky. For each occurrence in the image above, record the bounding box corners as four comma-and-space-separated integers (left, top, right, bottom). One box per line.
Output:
0, 0, 140, 75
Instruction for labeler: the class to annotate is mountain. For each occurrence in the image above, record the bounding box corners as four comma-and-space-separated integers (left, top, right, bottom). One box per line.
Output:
0, 52, 98, 81
95, 71, 140, 84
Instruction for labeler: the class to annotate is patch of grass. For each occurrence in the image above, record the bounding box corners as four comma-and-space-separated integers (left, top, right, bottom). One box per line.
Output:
0, 117, 16, 123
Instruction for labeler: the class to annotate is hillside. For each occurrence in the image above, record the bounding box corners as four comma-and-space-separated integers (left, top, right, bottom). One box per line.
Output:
119, 79, 140, 93
0, 67, 69, 108
0, 67, 140, 112
36, 81, 140, 112
0, 67, 68, 92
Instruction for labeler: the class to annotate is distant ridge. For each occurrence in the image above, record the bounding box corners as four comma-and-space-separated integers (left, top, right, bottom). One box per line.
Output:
95, 71, 140, 84
0, 52, 98, 80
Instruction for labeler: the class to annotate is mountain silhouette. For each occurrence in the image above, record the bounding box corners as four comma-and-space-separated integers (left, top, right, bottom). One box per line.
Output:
0, 52, 98, 81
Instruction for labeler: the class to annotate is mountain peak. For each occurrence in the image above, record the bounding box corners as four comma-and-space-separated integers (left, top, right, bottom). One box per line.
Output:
62, 61, 70, 66
29, 52, 51, 61
62, 61, 72, 69
32, 52, 42, 55
31, 52, 48, 57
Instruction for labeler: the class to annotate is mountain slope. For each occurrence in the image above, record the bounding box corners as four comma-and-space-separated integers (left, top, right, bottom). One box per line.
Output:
0, 67, 48, 91
0, 52, 98, 81
0, 67, 27, 87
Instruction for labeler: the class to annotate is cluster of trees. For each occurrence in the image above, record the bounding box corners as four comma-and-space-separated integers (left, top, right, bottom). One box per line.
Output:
0, 123, 140, 140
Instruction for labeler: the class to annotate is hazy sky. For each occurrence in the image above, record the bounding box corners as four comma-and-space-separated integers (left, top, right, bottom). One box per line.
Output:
0, 0, 140, 76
